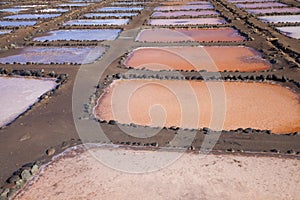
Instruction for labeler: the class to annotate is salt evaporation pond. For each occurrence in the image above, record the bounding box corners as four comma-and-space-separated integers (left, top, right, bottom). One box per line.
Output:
39, 8, 68, 13
111, 1, 145, 5
0, 30, 12, 35
94, 80, 300, 133
0, 21, 36, 27
59, 3, 90, 7
151, 10, 219, 18
13, 146, 300, 199
236, 2, 288, 9
247, 7, 300, 15
33, 29, 121, 41
0, 47, 106, 64
154, 4, 214, 11
4, 14, 61, 20
84, 13, 138, 18
277, 26, 300, 39
64, 19, 130, 26
0, 8, 28, 13
124, 46, 270, 71
259, 15, 300, 23
136, 28, 245, 42
228, 0, 275, 2
148, 18, 226, 26
96, 7, 144, 12
0, 77, 57, 127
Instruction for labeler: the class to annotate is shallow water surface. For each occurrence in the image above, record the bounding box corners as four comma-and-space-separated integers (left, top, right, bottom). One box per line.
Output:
151, 10, 219, 18
64, 19, 130, 26
236, 2, 288, 9
96, 6, 144, 12
136, 28, 244, 42
0, 47, 106, 64
59, 3, 90, 7
259, 15, 300, 23
39, 8, 69, 13
0, 8, 28, 13
4, 14, 61, 19
247, 7, 300, 15
94, 80, 300, 133
84, 12, 138, 18
0, 77, 57, 127
148, 18, 226, 26
276, 26, 300, 39
33, 29, 121, 41
0, 21, 36, 27
124, 46, 270, 71
154, 4, 214, 11
0, 30, 11, 35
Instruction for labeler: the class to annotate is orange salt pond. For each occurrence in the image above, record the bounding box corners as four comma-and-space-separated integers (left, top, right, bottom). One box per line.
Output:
94, 80, 300, 134
136, 28, 245, 42
124, 46, 270, 72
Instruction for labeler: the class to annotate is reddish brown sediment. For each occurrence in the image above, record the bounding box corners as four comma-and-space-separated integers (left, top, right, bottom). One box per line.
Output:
124, 46, 270, 72
14, 147, 300, 200
136, 28, 245, 42
94, 80, 300, 134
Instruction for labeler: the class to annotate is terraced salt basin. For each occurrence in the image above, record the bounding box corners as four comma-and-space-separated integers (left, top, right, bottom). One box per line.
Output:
4, 14, 61, 19
96, 6, 144, 12
149, 18, 226, 26
124, 46, 270, 71
64, 19, 130, 26
94, 80, 300, 134
228, 0, 275, 2
136, 28, 244, 42
151, 10, 219, 18
0, 76, 57, 127
39, 8, 68, 13
277, 26, 300, 39
247, 7, 300, 15
59, 3, 90, 7
33, 29, 121, 41
259, 15, 300, 24
13, 146, 300, 199
0, 8, 28, 13
154, 4, 214, 11
236, 2, 288, 9
0, 30, 11, 35
84, 13, 138, 18
0, 21, 36, 27
0, 46, 105, 64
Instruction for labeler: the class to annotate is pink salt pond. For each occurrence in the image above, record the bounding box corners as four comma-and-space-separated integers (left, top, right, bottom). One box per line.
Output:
136, 28, 245, 42
236, 2, 288, 9
151, 10, 219, 18
247, 7, 300, 15
124, 46, 270, 72
148, 18, 225, 26
0, 76, 57, 127
94, 80, 300, 134
154, 4, 214, 11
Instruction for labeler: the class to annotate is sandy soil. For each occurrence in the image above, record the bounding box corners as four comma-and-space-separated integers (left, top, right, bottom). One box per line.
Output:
94, 79, 300, 134
14, 146, 300, 200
